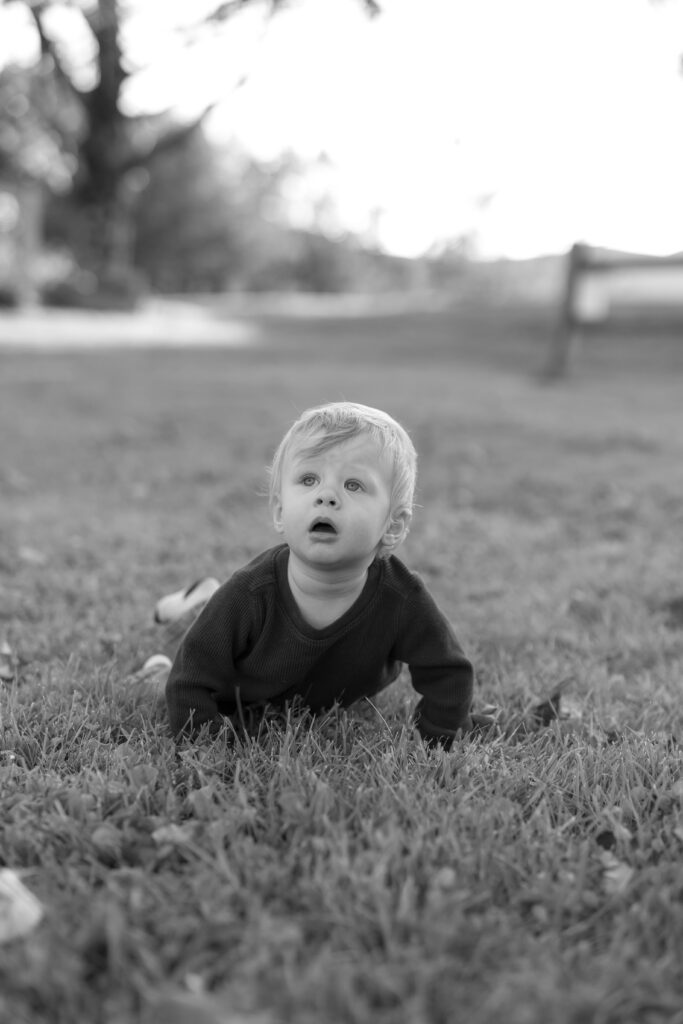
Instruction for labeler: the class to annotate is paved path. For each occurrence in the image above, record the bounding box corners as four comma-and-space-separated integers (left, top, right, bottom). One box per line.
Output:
0, 298, 257, 350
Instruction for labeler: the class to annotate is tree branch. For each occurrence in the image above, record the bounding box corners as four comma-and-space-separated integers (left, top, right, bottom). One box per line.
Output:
119, 103, 218, 175
205, 0, 271, 24
205, 0, 381, 22
25, 1, 86, 101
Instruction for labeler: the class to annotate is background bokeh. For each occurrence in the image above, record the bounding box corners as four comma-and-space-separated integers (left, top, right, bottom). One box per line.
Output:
2, 0, 683, 312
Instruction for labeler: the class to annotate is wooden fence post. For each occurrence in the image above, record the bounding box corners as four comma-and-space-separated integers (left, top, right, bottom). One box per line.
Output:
544, 242, 584, 379
545, 244, 683, 378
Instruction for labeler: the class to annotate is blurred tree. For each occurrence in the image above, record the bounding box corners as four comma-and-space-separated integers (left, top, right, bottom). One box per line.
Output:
0, 0, 381, 305
132, 135, 290, 293
0, 60, 76, 303
0, 62, 74, 187
133, 138, 359, 293
127, 130, 415, 295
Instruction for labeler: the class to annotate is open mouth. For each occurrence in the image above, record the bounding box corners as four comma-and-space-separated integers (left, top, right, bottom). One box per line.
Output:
310, 519, 337, 535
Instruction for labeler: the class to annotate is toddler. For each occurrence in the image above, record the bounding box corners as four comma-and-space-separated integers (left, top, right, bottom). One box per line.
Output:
165, 402, 483, 746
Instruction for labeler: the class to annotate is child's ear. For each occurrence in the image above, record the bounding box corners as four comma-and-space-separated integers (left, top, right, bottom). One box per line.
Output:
382, 511, 410, 550
272, 500, 285, 534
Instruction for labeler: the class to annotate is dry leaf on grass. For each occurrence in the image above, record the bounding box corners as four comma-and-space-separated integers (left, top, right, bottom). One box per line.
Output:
152, 823, 198, 846
0, 641, 15, 682
530, 676, 574, 726
17, 545, 47, 566
599, 852, 635, 895
0, 869, 44, 943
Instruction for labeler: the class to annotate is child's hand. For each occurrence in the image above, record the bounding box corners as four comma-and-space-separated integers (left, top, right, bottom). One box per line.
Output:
415, 713, 498, 750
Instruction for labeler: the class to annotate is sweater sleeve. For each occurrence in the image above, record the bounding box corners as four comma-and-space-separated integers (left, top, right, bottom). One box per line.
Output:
165, 576, 257, 740
393, 579, 474, 746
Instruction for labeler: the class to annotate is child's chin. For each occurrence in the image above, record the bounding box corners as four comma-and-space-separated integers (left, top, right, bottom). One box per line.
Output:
296, 542, 349, 563
306, 547, 344, 563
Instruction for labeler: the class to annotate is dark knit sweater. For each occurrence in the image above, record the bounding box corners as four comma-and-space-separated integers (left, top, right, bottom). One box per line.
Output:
166, 544, 474, 744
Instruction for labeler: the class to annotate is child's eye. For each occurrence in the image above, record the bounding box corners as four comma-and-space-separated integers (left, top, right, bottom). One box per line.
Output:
300, 475, 317, 487
345, 480, 364, 492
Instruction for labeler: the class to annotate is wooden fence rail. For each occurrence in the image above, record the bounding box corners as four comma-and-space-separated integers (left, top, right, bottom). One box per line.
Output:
545, 242, 683, 377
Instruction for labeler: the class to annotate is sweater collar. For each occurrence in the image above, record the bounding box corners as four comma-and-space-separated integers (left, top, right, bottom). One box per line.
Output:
273, 544, 383, 637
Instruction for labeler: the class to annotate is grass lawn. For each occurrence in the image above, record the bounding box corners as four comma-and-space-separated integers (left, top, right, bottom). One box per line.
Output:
1, 301, 682, 1024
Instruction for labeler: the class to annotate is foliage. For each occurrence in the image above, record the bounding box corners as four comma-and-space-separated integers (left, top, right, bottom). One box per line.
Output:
132, 137, 289, 294
1, 303, 683, 1021
0, 0, 383, 306
129, 136, 421, 294
0, 61, 76, 188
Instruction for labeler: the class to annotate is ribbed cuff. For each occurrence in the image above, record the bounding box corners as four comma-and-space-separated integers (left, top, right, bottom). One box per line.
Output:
414, 711, 473, 749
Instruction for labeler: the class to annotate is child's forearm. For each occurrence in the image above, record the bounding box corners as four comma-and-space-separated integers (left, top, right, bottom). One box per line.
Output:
164, 608, 235, 740
409, 649, 476, 747
165, 677, 224, 740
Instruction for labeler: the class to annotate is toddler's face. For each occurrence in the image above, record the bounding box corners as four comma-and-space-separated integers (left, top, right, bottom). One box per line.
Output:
274, 434, 395, 571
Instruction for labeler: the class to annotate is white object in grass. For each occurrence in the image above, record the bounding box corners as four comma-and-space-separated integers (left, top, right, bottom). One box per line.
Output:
154, 577, 220, 624
0, 869, 44, 943
0, 642, 14, 682
136, 654, 173, 697
600, 852, 635, 895
141, 654, 173, 674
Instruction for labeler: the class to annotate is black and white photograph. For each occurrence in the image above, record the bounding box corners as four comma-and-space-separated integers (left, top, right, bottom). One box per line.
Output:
1, 2, 683, 1022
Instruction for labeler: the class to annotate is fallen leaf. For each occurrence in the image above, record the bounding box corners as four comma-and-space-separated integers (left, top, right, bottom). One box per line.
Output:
91, 824, 123, 864
432, 866, 457, 890
0, 869, 44, 943
0, 641, 16, 682
152, 823, 197, 846
560, 695, 584, 721
17, 546, 47, 566
187, 786, 217, 821
599, 851, 634, 895
530, 676, 573, 726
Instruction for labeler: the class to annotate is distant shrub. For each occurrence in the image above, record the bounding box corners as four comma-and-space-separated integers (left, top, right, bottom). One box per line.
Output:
0, 283, 19, 307
42, 265, 146, 310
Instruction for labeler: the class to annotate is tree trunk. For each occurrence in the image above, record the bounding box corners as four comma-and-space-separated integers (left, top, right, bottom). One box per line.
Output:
14, 178, 43, 306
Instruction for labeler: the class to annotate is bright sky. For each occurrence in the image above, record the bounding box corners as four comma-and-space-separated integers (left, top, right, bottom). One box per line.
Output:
3, 0, 683, 259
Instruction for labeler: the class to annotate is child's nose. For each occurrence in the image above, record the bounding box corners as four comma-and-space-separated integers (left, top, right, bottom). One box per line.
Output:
315, 491, 338, 507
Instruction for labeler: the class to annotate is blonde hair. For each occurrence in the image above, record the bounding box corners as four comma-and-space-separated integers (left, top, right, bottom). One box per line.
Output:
269, 402, 417, 553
